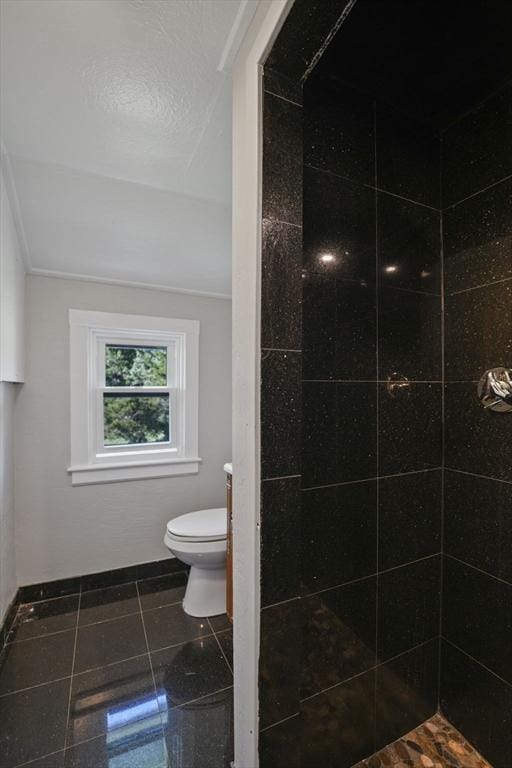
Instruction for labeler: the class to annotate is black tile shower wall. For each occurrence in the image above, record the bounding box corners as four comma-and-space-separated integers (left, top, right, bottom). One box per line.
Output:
375, 638, 439, 753
441, 641, 512, 768
299, 66, 442, 764
375, 101, 441, 209
258, 4, 362, 759
259, 60, 304, 755
442, 81, 512, 209
443, 176, 512, 294
262, 85, 302, 225
440, 77, 512, 767
261, 476, 300, 607
261, 3, 512, 766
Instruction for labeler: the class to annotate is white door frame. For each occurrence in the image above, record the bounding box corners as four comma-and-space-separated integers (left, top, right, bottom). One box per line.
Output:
231, 2, 294, 766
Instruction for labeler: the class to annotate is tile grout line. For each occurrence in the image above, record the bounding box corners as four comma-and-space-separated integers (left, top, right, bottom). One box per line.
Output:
0, 626, 229, 699
263, 87, 301, 108
301, 0, 357, 82
134, 579, 169, 766
444, 552, 512, 587
299, 636, 440, 705
17, 566, 189, 607
303, 162, 442, 212
135, 580, 161, 690
208, 618, 233, 676
261, 552, 443, 609
301, 465, 442, 492
444, 172, 512, 210
8, 626, 81, 645
4, 602, 22, 646
62, 580, 81, 752
448, 275, 512, 296
14, 747, 67, 768
260, 710, 301, 734
264, 215, 302, 230
14, 684, 237, 768
445, 467, 512, 486
0, 673, 74, 699
301, 268, 441, 297
8, 595, 189, 645
261, 473, 301, 482
67, 631, 219, 681
373, 96, 380, 755
442, 638, 512, 690
17, 591, 82, 608
302, 379, 444, 383
69, 650, 151, 679
17, 570, 189, 609
261, 347, 302, 353
261, 595, 301, 611
174, 684, 234, 711
438, 186, 446, 707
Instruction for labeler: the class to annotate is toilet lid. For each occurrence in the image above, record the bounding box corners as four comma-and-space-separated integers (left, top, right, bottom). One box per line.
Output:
166, 508, 227, 542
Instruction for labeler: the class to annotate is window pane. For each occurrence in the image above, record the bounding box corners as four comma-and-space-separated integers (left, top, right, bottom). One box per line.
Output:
103, 394, 170, 445
105, 345, 167, 386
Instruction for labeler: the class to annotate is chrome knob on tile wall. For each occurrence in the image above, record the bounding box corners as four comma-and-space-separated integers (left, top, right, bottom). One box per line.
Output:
477, 368, 512, 413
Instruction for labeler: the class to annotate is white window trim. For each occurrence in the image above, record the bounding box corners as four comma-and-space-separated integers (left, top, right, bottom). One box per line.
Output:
68, 309, 200, 485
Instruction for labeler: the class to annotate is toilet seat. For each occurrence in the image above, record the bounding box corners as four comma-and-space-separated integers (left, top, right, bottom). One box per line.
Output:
166, 507, 227, 543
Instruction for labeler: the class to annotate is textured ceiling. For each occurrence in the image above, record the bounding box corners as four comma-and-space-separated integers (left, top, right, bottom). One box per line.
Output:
0, 0, 257, 295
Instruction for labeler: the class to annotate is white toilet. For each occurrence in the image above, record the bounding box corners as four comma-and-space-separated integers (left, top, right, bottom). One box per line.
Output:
164, 507, 227, 617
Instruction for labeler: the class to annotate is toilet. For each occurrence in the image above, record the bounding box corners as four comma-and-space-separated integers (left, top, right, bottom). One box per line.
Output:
164, 507, 227, 617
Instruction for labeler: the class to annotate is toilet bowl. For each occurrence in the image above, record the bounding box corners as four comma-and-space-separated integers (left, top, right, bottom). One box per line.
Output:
164, 507, 227, 618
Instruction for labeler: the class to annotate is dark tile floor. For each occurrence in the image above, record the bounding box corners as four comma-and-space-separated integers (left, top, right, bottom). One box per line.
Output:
0, 571, 233, 768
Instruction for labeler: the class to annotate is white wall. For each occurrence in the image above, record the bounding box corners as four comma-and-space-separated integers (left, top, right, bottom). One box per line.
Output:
15, 274, 231, 586
0, 167, 25, 382
0, 167, 25, 622
0, 383, 18, 622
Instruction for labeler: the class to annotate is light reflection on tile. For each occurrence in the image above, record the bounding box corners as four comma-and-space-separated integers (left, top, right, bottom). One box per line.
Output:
164, 688, 234, 768
67, 654, 156, 746
64, 725, 168, 768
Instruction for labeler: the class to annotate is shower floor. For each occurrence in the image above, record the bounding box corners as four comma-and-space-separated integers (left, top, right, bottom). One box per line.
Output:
355, 713, 491, 768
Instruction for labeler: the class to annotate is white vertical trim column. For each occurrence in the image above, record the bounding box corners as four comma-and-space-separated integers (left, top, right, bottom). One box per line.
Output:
231, 2, 293, 766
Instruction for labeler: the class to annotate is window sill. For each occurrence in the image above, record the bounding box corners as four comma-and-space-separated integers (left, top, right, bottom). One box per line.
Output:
68, 457, 202, 486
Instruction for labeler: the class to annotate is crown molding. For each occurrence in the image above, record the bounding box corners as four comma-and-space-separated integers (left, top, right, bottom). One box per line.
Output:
28, 268, 232, 301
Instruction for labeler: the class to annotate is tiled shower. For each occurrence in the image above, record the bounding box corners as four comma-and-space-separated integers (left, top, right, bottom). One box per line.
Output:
259, 1, 511, 767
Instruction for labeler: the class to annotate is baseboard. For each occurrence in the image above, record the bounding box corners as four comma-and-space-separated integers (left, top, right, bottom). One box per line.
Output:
17, 557, 188, 604
0, 592, 20, 653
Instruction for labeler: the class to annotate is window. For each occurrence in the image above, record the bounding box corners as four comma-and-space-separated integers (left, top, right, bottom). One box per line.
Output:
69, 310, 200, 485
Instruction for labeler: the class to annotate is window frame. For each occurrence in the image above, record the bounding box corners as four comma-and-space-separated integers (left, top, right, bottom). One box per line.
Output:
69, 309, 200, 485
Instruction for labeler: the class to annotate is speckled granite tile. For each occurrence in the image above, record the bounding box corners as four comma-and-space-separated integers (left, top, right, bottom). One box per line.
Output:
445, 382, 512, 482
265, 0, 350, 83
379, 383, 442, 476
442, 81, 512, 208
262, 91, 302, 225
303, 166, 376, 283
443, 176, 512, 293
261, 218, 302, 351
303, 382, 377, 487
264, 68, 302, 105
304, 72, 375, 185
445, 279, 512, 382
261, 350, 301, 479
303, 272, 377, 381
378, 287, 442, 381
378, 191, 441, 294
